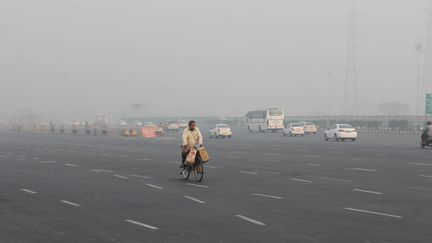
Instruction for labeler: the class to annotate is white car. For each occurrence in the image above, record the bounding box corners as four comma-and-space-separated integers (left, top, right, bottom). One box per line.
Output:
167, 121, 179, 132
324, 124, 358, 141
209, 124, 232, 138
178, 119, 188, 128
300, 122, 318, 135
283, 123, 305, 136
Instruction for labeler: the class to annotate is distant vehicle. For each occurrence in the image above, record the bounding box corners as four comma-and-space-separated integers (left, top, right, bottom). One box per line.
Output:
178, 119, 188, 129
121, 128, 138, 137
324, 124, 357, 142
155, 126, 165, 137
300, 122, 318, 135
134, 121, 143, 127
246, 108, 284, 133
143, 122, 156, 127
119, 120, 127, 126
209, 124, 232, 138
283, 123, 305, 137
167, 121, 180, 132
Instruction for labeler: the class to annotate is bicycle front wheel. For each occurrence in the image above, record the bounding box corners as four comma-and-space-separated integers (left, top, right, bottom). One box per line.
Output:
182, 167, 191, 180
193, 158, 204, 182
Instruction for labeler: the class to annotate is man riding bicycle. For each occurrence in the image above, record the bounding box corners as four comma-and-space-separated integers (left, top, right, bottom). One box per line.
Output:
181, 120, 203, 168
422, 121, 432, 145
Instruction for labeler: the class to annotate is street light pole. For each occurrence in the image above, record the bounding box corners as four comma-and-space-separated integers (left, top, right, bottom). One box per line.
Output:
415, 43, 423, 116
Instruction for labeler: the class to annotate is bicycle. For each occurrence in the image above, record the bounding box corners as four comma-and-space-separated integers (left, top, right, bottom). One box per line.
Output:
181, 150, 204, 182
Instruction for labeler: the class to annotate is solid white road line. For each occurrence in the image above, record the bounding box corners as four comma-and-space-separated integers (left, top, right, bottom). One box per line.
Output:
408, 162, 432, 166
419, 175, 432, 178
185, 183, 209, 188
353, 189, 383, 195
146, 184, 163, 190
114, 175, 128, 179
343, 207, 402, 219
184, 196, 206, 204
125, 220, 158, 230
347, 168, 377, 172
240, 171, 258, 175
130, 174, 151, 179
290, 178, 312, 183
64, 163, 77, 167
60, 200, 81, 207
252, 193, 284, 200
21, 189, 37, 194
235, 215, 266, 226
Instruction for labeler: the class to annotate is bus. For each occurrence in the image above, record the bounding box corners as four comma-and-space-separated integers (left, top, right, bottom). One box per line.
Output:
245, 108, 284, 132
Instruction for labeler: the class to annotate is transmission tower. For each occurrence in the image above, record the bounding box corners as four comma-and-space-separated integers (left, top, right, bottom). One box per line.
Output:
343, 1, 359, 115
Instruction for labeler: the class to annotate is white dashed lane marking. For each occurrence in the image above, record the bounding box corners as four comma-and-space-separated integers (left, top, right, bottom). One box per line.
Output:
240, 171, 258, 175
343, 207, 402, 219
351, 158, 371, 161
419, 175, 432, 178
353, 189, 383, 195
185, 183, 209, 188
184, 196, 206, 204
64, 163, 77, 167
60, 200, 81, 207
125, 220, 158, 230
290, 178, 312, 183
252, 193, 284, 200
130, 174, 151, 179
235, 215, 266, 226
114, 175, 128, 179
408, 162, 432, 166
318, 177, 352, 183
410, 187, 432, 191
146, 184, 163, 190
347, 168, 378, 172
21, 189, 37, 194
39, 160, 57, 164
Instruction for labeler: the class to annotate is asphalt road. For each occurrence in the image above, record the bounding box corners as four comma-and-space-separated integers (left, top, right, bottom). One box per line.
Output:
0, 128, 431, 243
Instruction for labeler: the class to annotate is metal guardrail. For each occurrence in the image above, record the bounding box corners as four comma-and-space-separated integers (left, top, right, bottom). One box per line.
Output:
357, 129, 421, 135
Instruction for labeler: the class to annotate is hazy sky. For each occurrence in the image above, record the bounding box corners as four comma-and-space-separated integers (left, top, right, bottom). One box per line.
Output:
0, 0, 429, 118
